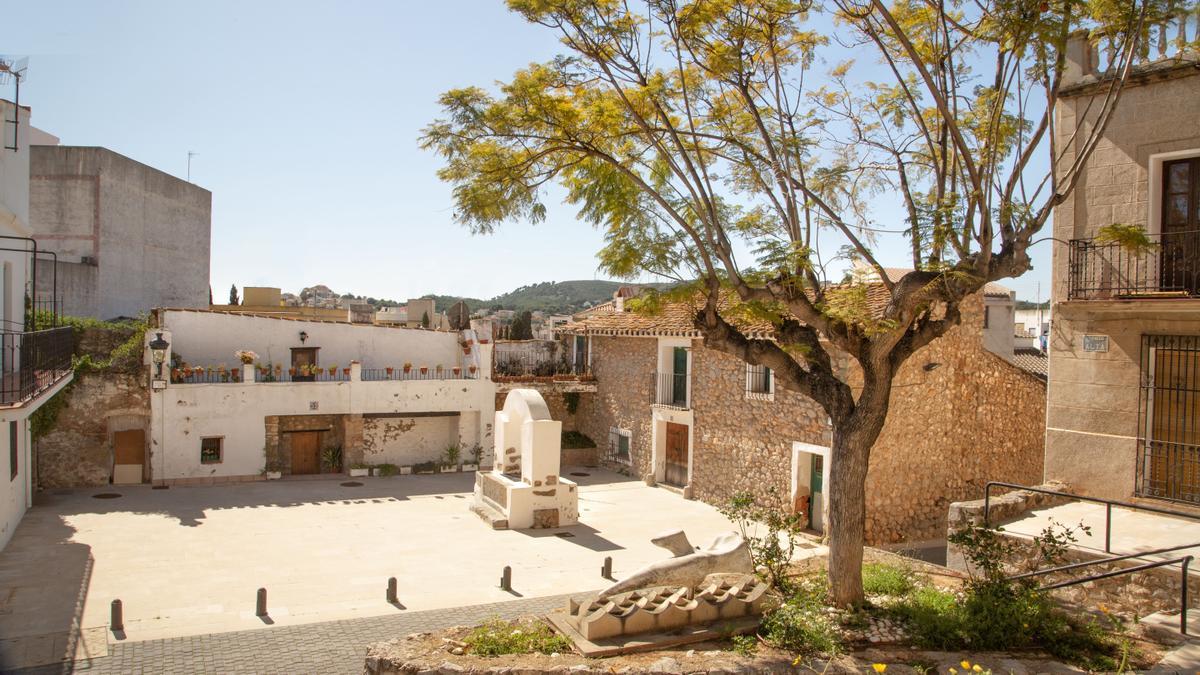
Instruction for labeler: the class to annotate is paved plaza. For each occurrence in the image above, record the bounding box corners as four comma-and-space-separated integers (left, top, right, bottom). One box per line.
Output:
0, 468, 757, 670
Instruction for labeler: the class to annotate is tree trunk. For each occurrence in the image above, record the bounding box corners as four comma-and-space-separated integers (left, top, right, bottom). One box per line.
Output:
826, 409, 889, 607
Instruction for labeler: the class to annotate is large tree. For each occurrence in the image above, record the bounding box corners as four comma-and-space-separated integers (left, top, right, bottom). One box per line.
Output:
423, 0, 1168, 604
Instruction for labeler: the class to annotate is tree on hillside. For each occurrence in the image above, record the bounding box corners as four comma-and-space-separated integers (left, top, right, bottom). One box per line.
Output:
510, 310, 534, 340
421, 311, 431, 328
423, 0, 1163, 605
229, 284, 239, 306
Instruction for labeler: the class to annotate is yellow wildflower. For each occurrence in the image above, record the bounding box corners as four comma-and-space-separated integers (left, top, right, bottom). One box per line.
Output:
961, 662, 972, 670
973, 666, 982, 673
873, 665, 887, 673
1099, 603, 1110, 615
949, 669, 958, 675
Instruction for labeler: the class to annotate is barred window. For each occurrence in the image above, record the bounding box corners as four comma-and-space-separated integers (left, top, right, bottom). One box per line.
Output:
200, 437, 223, 465
608, 427, 631, 464
746, 364, 773, 399
1138, 335, 1200, 503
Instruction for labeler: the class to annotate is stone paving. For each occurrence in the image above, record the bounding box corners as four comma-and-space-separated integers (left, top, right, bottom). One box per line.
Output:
9, 592, 579, 675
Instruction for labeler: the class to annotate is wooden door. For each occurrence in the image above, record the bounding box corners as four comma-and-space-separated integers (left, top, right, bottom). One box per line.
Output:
291, 347, 319, 381
1161, 158, 1200, 294
663, 422, 689, 487
290, 431, 321, 475
113, 429, 145, 485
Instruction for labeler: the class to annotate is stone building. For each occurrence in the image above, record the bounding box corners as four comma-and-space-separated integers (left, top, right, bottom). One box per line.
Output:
558, 285, 1047, 550
28, 144, 211, 320
1044, 23, 1200, 505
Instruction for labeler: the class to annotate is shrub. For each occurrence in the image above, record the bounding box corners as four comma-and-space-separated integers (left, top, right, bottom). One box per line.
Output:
377, 463, 399, 477
729, 633, 757, 656
717, 490, 805, 594
464, 618, 570, 656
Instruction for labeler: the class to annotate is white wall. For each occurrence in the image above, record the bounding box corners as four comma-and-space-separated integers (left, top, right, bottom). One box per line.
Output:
362, 415, 459, 466
162, 310, 462, 372
152, 377, 495, 481
982, 295, 1015, 361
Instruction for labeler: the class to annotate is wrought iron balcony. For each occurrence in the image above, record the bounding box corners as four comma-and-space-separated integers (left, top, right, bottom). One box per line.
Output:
651, 371, 690, 409
0, 327, 73, 406
1068, 229, 1200, 300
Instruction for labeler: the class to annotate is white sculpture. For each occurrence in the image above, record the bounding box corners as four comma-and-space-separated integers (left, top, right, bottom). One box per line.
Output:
598, 530, 754, 598
471, 389, 579, 529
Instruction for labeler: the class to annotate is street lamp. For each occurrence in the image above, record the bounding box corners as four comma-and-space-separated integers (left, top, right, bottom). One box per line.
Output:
149, 332, 170, 380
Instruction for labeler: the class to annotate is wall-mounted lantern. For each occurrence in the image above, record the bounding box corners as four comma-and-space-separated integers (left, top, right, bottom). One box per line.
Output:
149, 332, 170, 380
299, 331, 309, 344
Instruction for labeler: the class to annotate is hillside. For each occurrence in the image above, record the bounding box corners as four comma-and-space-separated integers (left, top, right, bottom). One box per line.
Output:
423, 280, 667, 315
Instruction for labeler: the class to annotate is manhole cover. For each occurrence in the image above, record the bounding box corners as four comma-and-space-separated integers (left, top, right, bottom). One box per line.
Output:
340, 481, 363, 487
570, 472, 590, 477
555, 532, 576, 538
92, 493, 122, 499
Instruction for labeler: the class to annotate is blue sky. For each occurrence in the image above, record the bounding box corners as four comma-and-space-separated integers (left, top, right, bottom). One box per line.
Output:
1, 1, 1052, 304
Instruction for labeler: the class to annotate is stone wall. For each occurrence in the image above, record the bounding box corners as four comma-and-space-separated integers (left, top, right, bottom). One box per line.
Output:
36, 372, 150, 488
575, 337, 657, 478
264, 414, 349, 474
575, 293, 1047, 546
690, 347, 828, 510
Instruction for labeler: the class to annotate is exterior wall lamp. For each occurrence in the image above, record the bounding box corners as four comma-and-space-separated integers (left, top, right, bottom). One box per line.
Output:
299, 331, 309, 344
149, 332, 170, 380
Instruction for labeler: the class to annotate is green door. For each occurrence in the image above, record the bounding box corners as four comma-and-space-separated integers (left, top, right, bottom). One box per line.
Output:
809, 455, 824, 532
810, 455, 824, 492
672, 347, 688, 406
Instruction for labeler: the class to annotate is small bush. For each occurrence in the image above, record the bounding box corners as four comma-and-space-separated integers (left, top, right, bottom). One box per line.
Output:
760, 573, 841, 655
377, 463, 399, 477
729, 634, 757, 656
464, 618, 570, 656
862, 563, 915, 597
718, 490, 805, 594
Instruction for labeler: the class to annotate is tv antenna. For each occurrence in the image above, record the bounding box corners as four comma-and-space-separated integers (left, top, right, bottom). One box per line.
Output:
0, 56, 28, 152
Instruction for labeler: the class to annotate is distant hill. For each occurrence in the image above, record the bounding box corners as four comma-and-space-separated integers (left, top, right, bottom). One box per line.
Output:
423, 280, 667, 315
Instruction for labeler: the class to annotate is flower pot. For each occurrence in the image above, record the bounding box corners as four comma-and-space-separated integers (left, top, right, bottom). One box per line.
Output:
232, 368, 240, 380
400, 466, 412, 475
343, 368, 350, 377
452, 367, 461, 376
419, 367, 429, 375
265, 471, 282, 480
289, 368, 297, 377
349, 468, 369, 478
403, 366, 412, 374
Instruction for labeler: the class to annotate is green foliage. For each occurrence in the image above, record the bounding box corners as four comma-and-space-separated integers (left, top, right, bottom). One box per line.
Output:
1095, 223, 1157, 255
463, 618, 570, 656
444, 443, 461, 466
728, 633, 758, 656
861, 563, 916, 597
377, 463, 399, 477
320, 446, 342, 472
560, 430, 595, 449
563, 391, 580, 415
412, 461, 438, 473
509, 310, 534, 340
718, 490, 806, 594
760, 573, 842, 656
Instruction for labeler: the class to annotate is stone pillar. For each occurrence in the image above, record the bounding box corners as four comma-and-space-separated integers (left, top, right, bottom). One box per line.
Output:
243, 362, 256, 384
350, 360, 362, 382
1062, 29, 1093, 87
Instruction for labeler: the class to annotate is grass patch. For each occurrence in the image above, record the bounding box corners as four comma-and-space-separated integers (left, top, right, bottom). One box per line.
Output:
728, 633, 757, 656
760, 572, 842, 656
862, 563, 915, 597
463, 618, 571, 656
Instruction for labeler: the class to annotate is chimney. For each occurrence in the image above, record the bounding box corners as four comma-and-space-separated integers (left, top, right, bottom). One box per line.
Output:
1063, 29, 1094, 88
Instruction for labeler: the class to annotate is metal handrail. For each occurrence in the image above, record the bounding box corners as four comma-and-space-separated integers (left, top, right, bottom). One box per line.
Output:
1010, 552, 1194, 635
983, 481, 1200, 554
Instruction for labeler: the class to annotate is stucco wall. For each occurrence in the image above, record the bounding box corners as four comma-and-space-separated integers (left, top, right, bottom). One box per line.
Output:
361, 415, 459, 466
152, 378, 495, 482
30, 145, 212, 320
160, 310, 464, 373
1045, 64, 1200, 501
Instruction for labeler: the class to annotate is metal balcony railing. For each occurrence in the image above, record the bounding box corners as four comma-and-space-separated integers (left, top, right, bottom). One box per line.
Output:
1068, 229, 1200, 300
492, 350, 589, 379
0, 327, 73, 405
651, 371, 689, 409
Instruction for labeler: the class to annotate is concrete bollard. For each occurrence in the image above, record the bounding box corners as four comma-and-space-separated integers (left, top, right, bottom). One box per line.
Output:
500, 566, 512, 591
110, 599, 123, 632
256, 588, 268, 617
387, 577, 398, 604
601, 556, 612, 579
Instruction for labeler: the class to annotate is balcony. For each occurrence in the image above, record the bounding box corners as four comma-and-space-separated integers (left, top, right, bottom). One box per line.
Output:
0, 327, 73, 406
171, 364, 481, 384
651, 371, 690, 409
492, 345, 592, 383
1068, 229, 1200, 301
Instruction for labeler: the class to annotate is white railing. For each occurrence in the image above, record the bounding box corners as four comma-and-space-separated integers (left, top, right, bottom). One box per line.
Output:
1088, 4, 1199, 75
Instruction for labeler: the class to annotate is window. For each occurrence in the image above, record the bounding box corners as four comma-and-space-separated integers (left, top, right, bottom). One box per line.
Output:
200, 437, 223, 464
1138, 335, 1200, 503
8, 421, 16, 481
608, 427, 632, 464
746, 364, 774, 400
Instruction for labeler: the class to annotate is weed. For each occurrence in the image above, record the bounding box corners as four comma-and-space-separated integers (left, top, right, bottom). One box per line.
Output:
729, 633, 758, 656
862, 563, 916, 597
464, 618, 570, 656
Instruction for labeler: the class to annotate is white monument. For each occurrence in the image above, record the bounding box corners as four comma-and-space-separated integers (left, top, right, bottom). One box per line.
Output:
471, 389, 579, 529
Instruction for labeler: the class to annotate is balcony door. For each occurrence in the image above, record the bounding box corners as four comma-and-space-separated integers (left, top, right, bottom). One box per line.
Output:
671, 347, 688, 407
1161, 158, 1200, 294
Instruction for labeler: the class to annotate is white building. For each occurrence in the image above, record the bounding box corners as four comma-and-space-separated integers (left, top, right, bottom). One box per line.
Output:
146, 309, 495, 484
0, 99, 74, 550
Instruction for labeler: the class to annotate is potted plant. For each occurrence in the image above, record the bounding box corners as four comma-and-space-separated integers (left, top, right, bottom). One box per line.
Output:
342, 366, 351, 377
463, 444, 483, 472
349, 462, 370, 478
402, 362, 413, 374
378, 463, 399, 477
436, 364, 445, 375
231, 367, 240, 381
443, 443, 461, 472
386, 366, 395, 378
328, 364, 338, 377
235, 350, 258, 365
468, 365, 477, 376
462, 345, 471, 355
413, 461, 437, 475
452, 366, 461, 376
288, 367, 297, 377
419, 365, 429, 375
320, 446, 343, 474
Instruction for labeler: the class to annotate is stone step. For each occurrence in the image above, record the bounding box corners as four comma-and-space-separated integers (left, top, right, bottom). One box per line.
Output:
469, 501, 509, 530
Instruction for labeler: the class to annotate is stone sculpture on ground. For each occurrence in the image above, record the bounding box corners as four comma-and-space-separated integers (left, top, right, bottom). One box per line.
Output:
549, 530, 769, 656
470, 388, 579, 529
